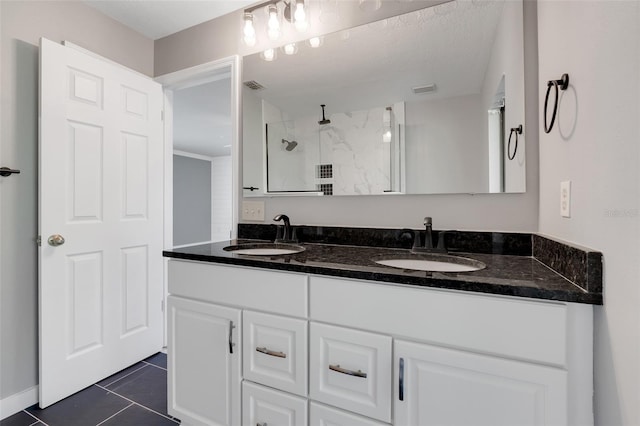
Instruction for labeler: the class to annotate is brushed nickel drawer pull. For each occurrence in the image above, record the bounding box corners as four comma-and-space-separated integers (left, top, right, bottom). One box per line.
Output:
256, 347, 287, 358
329, 364, 367, 378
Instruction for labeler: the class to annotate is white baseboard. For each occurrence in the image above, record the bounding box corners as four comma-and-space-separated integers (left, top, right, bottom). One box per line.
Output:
0, 386, 38, 420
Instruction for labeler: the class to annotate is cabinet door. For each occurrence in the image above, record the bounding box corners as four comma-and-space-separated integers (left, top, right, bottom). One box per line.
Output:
394, 340, 567, 426
310, 322, 392, 422
168, 296, 241, 426
243, 310, 308, 396
242, 381, 308, 426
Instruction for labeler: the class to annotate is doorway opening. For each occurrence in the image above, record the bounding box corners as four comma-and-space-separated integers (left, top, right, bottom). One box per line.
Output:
172, 77, 233, 245
156, 56, 240, 250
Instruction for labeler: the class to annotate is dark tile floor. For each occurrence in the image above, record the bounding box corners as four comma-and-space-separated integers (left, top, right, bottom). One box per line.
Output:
1, 353, 179, 426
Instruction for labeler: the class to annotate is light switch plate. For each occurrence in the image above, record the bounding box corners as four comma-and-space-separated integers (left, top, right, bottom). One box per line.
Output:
560, 181, 571, 218
242, 201, 265, 221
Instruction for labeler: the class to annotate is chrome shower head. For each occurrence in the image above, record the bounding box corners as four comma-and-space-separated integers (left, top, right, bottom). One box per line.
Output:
282, 139, 298, 151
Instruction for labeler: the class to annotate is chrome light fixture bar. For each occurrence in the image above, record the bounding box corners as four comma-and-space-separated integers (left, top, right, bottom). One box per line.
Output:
243, 0, 308, 46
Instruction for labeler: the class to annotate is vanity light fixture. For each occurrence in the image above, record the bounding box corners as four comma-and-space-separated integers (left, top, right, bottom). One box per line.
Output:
242, 0, 308, 46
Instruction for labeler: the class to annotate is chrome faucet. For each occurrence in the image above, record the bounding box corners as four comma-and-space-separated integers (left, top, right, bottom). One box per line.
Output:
273, 214, 294, 243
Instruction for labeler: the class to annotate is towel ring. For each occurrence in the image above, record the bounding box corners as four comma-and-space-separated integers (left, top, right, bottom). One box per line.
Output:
508, 125, 523, 160
544, 73, 569, 133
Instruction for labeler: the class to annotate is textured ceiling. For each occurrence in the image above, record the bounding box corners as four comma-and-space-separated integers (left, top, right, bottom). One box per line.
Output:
83, 0, 255, 39
173, 77, 232, 158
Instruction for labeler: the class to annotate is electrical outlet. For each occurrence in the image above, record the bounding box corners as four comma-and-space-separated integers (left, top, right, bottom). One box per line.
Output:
242, 201, 265, 221
560, 181, 571, 218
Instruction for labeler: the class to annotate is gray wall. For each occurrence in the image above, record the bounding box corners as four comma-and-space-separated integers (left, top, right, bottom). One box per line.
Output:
173, 155, 212, 246
0, 0, 153, 402
537, 2, 640, 424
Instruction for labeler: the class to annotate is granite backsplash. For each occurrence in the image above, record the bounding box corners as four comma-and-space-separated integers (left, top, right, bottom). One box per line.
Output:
238, 224, 603, 295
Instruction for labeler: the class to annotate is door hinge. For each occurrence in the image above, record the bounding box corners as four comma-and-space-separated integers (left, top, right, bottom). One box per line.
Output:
36, 235, 42, 246
161, 300, 165, 312
161, 110, 164, 121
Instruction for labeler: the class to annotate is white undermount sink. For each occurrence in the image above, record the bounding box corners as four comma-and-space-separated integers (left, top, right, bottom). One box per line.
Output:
375, 254, 485, 272
223, 243, 305, 256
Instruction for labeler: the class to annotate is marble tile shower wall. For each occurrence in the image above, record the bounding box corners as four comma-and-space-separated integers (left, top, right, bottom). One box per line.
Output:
265, 102, 397, 194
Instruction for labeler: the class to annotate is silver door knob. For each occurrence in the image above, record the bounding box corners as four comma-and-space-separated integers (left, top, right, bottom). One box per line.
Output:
47, 234, 65, 246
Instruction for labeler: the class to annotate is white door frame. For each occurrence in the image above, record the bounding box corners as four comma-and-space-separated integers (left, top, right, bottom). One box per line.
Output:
155, 56, 241, 344
156, 55, 241, 247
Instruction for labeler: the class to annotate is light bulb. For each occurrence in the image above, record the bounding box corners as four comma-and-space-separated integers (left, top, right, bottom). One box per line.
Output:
383, 130, 392, 143
243, 13, 256, 46
262, 48, 276, 62
294, 1, 308, 31
308, 36, 322, 48
267, 5, 280, 40
283, 43, 297, 55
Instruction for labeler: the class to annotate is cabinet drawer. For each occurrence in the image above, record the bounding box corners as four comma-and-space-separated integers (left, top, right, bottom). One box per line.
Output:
242, 381, 308, 426
243, 310, 308, 396
310, 402, 390, 426
310, 276, 568, 366
309, 322, 392, 422
168, 260, 308, 317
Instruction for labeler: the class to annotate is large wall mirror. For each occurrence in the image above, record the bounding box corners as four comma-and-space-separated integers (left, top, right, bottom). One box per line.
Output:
242, 0, 525, 196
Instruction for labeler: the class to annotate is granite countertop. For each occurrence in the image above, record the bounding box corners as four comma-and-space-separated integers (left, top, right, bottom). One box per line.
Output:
163, 239, 602, 305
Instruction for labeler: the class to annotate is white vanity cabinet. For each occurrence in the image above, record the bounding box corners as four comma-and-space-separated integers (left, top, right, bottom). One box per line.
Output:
167, 259, 594, 426
167, 296, 241, 426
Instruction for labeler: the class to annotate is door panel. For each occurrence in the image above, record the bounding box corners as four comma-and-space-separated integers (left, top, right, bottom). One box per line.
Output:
394, 340, 567, 426
168, 296, 241, 426
39, 38, 164, 408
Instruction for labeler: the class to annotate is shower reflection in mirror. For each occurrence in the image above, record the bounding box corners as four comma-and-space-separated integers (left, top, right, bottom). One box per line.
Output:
264, 101, 404, 195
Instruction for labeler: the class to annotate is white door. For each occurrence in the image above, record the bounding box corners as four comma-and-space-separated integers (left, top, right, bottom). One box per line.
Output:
394, 339, 567, 426
167, 296, 241, 426
38, 38, 164, 408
